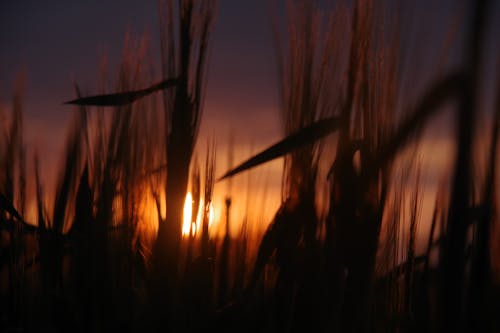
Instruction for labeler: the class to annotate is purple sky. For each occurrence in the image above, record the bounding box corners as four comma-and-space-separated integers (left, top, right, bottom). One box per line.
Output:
1, 0, 498, 155
1, 0, 499, 238
0, 1, 281, 168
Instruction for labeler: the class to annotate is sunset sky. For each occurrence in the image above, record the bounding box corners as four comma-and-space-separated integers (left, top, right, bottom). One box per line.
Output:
1, 0, 499, 241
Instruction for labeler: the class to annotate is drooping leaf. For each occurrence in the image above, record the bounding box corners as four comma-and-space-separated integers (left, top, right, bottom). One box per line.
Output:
63, 77, 178, 106
218, 72, 462, 183
217, 116, 344, 181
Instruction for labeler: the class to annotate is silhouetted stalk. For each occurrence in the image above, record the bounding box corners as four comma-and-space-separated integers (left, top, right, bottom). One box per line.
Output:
181, 139, 216, 329
465, 64, 500, 331
33, 153, 51, 326
45, 108, 85, 327
201, 140, 215, 260
442, 1, 489, 331
152, 1, 216, 329
257, 2, 336, 328
185, 161, 200, 269
2, 77, 25, 327
70, 164, 94, 330
218, 196, 231, 306
405, 167, 421, 321
233, 177, 249, 297
326, 2, 392, 331
388, 178, 404, 330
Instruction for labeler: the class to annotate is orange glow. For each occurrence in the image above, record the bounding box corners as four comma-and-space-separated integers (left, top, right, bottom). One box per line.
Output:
208, 202, 214, 228
191, 222, 197, 237
195, 200, 203, 235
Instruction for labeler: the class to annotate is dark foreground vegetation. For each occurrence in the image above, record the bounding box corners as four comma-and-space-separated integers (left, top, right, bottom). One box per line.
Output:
1, 0, 499, 332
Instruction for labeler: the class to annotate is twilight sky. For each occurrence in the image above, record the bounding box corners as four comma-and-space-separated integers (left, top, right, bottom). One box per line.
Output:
0, 0, 281, 168
1, 0, 286, 236
1, 0, 499, 240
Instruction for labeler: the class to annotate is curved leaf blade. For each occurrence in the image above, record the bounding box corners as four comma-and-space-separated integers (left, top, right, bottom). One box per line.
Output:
63, 77, 178, 106
217, 116, 343, 181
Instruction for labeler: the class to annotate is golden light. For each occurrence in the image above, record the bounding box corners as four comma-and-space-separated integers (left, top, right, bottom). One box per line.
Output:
209, 202, 214, 228
191, 222, 197, 237
182, 192, 193, 236
182, 193, 219, 238
195, 199, 203, 235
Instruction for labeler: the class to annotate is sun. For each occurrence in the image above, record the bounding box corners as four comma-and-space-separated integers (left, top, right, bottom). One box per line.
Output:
182, 192, 193, 237
182, 192, 218, 238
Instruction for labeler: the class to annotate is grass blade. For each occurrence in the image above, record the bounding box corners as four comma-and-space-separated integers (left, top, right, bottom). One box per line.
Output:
63, 77, 178, 106
217, 116, 343, 181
